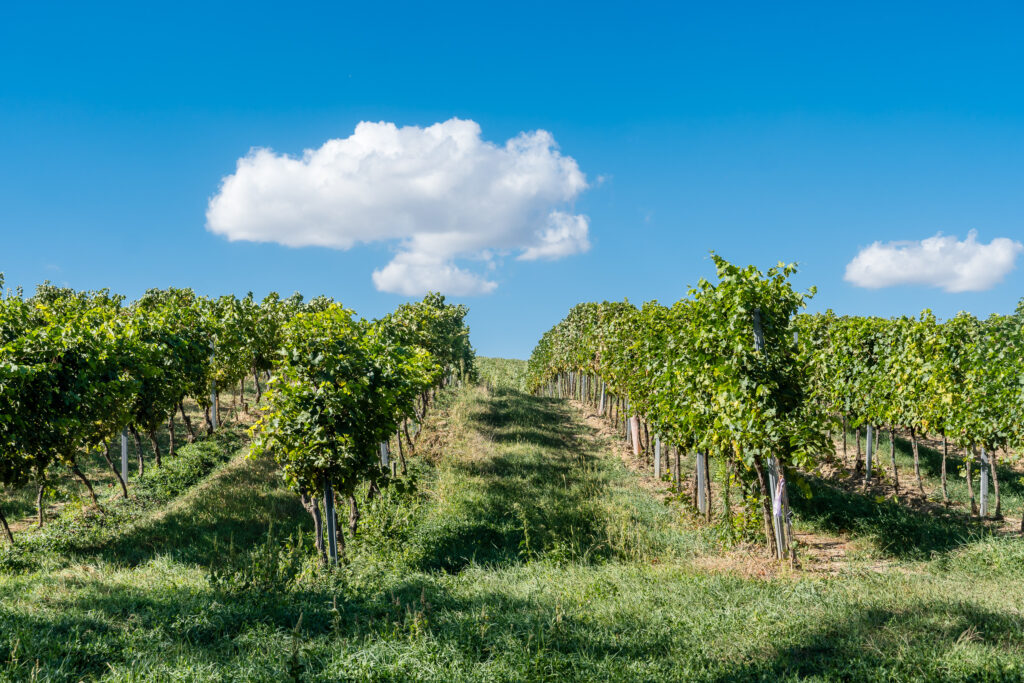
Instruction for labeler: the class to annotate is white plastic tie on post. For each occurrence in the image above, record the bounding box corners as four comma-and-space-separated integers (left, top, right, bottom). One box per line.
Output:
773, 474, 785, 518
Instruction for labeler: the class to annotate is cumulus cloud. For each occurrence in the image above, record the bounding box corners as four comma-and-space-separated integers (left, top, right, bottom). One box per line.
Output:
372, 252, 497, 297
844, 230, 1023, 292
206, 118, 590, 295
517, 212, 590, 261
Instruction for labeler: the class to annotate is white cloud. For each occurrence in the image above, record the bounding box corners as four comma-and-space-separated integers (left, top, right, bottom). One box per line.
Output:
517, 212, 590, 261
206, 118, 590, 295
371, 252, 497, 297
844, 230, 1023, 292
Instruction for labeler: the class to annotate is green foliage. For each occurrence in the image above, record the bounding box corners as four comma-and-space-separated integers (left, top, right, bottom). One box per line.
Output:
207, 523, 309, 595
2, 383, 1024, 681
797, 301, 1024, 453
250, 303, 437, 500
476, 356, 528, 391
527, 255, 827, 502
133, 431, 243, 501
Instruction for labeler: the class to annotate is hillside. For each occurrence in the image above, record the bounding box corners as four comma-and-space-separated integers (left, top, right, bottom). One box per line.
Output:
1, 377, 1023, 680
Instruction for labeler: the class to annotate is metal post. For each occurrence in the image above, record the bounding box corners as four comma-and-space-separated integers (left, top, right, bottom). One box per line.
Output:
654, 436, 662, 478
324, 481, 337, 565
979, 447, 989, 517
380, 442, 389, 468
209, 344, 218, 430
210, 380, 218, 430
753, 309, 787, 559
766, 457, 785, 559
120, 429, 128, 482
696, 453, 707, 514
864, 424, 874, 484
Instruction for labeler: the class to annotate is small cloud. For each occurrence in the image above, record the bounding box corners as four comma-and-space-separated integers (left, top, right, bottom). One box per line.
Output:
206, 118, 590, 296
372, 252, 496, 296
844, 230, 1023, 292
517, 212, 590, 261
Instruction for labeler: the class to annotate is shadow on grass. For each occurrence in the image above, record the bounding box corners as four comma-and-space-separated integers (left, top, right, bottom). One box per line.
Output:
710, 600, 1021, 682
470, 388, 578, 448
57, 455, 309, 569
2, 569, 1022, 681
899, 435, 1024, 502
791, 475, 984, 559
412, 387, 612, 573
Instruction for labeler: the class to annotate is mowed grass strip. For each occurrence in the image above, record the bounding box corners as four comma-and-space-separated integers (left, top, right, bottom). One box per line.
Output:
1, 384, 1023, 681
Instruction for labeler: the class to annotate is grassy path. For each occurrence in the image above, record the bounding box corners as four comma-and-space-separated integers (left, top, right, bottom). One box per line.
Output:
2, 384, 1024, 680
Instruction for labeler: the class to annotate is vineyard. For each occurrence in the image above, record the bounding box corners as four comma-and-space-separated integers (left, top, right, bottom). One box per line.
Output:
0, 282, 473, 560
1, 268, 1024, 679
527, 256, 1024, 561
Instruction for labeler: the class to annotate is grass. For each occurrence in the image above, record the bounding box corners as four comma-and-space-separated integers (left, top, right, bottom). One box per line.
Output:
3, 381, 260, 531
475, 356, 528, 392
1, 380, 1024, 680
840, 427, 1024, 522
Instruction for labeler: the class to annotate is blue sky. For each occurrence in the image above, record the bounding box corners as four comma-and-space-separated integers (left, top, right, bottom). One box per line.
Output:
2, 1, 1022, 358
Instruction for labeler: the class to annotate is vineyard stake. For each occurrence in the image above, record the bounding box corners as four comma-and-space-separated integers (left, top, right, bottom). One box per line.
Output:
324, 480, 338, 565
654, 435, 662, 478
696, 453, 707, 515
979, 447, 989, 517
864, 424, 874, 484
209, 344, 218, 430
630, 415, 641, 456
210, 380, 218, 430
753, 309, 790, 559
120, 429, 128, 483
766, 457, 785, 558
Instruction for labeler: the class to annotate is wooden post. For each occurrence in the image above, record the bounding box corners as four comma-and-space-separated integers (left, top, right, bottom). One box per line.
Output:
629, 416, 641, 456
324, 481, 338, 565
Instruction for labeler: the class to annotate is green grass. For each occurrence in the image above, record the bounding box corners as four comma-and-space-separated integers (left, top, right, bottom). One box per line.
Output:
475, 356, 528, 392
2, 381, 1024, 680
2, 381, 261, 531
